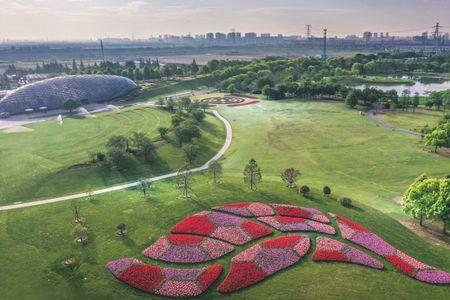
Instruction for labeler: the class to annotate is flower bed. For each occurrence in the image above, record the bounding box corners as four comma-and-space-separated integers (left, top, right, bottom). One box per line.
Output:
312, 237, 383, 269
142, 234, 234, 263
212, 202, 275, 217
227, 100, 260, 107
258, 216, 336, 235
106, 258, 222, 297
329, 213, 450, 285
171, 211, 272, 245
271, 204, 330, 223
217, 235, 310, 293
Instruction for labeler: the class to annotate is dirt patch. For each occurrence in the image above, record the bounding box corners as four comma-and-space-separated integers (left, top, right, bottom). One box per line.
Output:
402, 219, 450, 250
393, 196, 403, 206
1, 126, 34, 133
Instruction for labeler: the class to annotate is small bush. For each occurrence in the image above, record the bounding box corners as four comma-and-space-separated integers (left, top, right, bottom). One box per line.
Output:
96, 152, 106, 162
299, 185, 310, 197
323, 186, 331, 196
340, 197, 352, 208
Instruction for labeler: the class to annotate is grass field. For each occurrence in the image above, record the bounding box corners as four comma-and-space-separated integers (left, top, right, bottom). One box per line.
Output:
0, 106, 225, 205
337, 75, 415, 85
0, 100, 449, 299
377, 108, 445, 132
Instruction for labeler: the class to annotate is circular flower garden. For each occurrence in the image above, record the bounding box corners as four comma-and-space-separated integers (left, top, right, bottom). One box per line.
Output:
106, 202, 450, 297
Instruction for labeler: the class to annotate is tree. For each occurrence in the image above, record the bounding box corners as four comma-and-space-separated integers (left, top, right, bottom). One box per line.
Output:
424, 127, 448, 152
73, 224, 89, 245
340, 197, 352, 208
176, 166, 194, 200
191, 59, 199, 74
345, 90, 358, 108
180, 97, 192, 110
131, 132, 155, 162
280, 168, 300, 188
243, 159, 262, 191
323, 186, 331, 196
174, 120, 201, 147
183, 144, 200, 164
403, 175, 435, 226
158, 127, 170, 140
209, 160, 223, 184
106, 135, 129, 167
299, 185, 310, 197
63, 99, 79, 113
431, 178, 450, 234
70, 200, 83, 224
401, 89, 411, 111
430, 91, 443, 110
139, 179, 153, 198
412, 92, 420, 113
117, 224, 127, 237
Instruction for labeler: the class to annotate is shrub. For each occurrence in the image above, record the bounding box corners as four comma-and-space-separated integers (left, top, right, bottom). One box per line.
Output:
340, 197, 352, 208
299, 185, 310, 197
323, 186, 331, 196
96, 152, 106, 162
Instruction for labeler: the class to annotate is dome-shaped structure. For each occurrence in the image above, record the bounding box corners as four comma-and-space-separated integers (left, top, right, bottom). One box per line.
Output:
0, 75, 137, 114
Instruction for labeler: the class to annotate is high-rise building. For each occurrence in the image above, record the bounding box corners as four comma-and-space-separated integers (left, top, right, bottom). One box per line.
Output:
206, 33, 214, 40
363, 32, 373, 42
244, 32, 257, 39
215, 32, 226, 40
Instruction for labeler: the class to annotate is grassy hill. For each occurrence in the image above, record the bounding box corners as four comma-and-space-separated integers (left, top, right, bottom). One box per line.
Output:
0, 100, 449, 299
0, 106, 225, 204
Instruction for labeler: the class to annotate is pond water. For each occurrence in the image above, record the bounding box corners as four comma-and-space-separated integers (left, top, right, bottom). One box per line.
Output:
355, 79, 450, 96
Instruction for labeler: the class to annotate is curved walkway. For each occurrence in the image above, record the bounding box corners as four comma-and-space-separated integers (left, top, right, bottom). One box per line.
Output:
0, 110, 232, 212
367, 110, 422, 137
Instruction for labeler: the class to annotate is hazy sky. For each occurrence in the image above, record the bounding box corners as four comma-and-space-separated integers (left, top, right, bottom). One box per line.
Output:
0, 0, 449, 40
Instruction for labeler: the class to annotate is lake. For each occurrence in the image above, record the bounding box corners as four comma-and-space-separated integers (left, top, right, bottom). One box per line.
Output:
355, 79, 450, 96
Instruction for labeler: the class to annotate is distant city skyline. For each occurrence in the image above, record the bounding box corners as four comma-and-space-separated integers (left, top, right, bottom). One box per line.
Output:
0, 0, 449, 40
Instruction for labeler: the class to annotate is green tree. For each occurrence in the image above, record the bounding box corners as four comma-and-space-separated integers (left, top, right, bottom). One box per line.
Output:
158, 127, 170, 140
174, 120, 201, 147
403, 175, 435, 226
412, 92, 420, 113
243, 159, 262, 191
431, 178, 450, 234
131, 132, 155, 162
424, 127, 448, 152
191, 59, 199, 74
63, 99, 79, 113
117, 223, 127, 237
106, 135, 129, 167
280, 168, 300, 188
208, 160, 223, 184
139, 179, 153, 198
345, 90, 358, 108
183, 144, 200, 164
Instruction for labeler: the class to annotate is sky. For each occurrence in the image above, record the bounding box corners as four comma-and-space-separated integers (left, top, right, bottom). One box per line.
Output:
0, 0, 449, 40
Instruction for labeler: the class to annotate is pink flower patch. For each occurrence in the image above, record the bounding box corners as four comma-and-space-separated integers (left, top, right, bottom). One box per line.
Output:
213, 202, 275, 217
143, 234, 234, 263
272, 204, 330, 223
258, 216, 336, 235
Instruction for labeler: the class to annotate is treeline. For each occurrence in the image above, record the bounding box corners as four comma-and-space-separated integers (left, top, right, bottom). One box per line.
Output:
197, 52, 450, 101
3, 58, 201, 82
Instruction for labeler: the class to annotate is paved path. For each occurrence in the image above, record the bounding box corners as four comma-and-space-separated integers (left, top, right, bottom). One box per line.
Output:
367, 110, 422, 137
0, 110, 232, 212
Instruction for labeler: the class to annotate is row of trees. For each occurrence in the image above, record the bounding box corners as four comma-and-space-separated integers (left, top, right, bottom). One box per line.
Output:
403, 174, 450, 234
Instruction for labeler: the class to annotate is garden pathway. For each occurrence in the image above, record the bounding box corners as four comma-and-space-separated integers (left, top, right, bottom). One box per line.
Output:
367, 110, 422, 137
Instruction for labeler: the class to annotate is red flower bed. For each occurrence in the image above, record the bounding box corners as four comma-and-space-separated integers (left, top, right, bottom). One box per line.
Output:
119, 265, 164, 293
335, 215, 368, 232
171, 215, 215, 236
108, 258, 222, 297
313, 250, 347, 261
217, 262, 267, 293
242, 221, 273, 238
263, 235, 301, 248
385, 255, 416, 277
271, 204, 330, 223
168, 234, 203, 245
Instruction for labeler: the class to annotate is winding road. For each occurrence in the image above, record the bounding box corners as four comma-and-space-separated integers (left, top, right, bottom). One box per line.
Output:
367, 110, 422, 137
0, 110, 232, 212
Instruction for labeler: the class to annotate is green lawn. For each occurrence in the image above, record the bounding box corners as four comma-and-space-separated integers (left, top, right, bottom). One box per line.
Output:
0, 106, 225, 204
377, 108, 445, 132
1, 100, 449, 299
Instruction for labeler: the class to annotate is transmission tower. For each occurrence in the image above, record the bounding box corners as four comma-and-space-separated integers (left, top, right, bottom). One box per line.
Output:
432, 22, 442, 50
306, 24, 311, 40
323, 28, 327, 58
